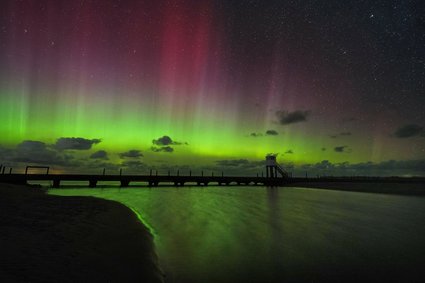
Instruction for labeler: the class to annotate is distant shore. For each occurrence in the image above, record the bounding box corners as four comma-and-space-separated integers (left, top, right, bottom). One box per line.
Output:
288, 181, 425, 195
0, 183, 163, 282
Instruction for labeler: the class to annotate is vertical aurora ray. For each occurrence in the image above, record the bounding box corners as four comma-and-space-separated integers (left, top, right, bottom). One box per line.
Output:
0, 0, 424, 175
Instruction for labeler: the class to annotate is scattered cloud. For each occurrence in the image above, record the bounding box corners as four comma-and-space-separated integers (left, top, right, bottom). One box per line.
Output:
330, 132, 352, 138
90, 150, 108, 160
265, 130, 279, 136
151, 135, 186, 153
297, 159, 425, 177
276, 110, 310, 125
85, 160, 119, 171
121, 160, 147, 170
152, 135, 184, 146
393, 124, 424, 138
250, 132, 263, 137
216, 159, 250, 167
55, 137, 101, 150
213, 159, 265, 175
334, 145, 350, 153
6, 140, 80, 166
119, 150, 143, 158
151, 146, 174, 153
17, 140, 46, 152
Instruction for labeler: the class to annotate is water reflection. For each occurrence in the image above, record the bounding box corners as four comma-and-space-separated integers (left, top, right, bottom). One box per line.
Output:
50, 186, 425, 282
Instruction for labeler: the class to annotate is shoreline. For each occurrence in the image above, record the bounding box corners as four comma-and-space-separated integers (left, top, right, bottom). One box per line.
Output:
0, 183, 164, 282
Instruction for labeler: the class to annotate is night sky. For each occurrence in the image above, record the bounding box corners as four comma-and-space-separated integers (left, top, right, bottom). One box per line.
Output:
0, 0, 424, 176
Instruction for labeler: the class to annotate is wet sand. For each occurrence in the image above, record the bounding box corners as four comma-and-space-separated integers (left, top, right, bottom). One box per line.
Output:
0, 183, 163, 282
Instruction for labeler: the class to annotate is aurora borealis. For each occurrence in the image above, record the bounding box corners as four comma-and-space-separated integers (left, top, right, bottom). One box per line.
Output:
0, 0, 424, 176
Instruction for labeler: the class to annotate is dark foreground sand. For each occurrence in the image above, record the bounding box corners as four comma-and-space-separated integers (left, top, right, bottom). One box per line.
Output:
0, 183, 163, 282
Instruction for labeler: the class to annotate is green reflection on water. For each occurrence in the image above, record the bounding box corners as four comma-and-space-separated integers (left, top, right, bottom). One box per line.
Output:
50, 186, 425, 283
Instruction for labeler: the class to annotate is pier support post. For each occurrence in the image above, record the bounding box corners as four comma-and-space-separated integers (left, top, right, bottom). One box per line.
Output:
89, 180, 97, 188
149, 181, 159, 187
52, 179, 60, 188
120, 180, 130, 187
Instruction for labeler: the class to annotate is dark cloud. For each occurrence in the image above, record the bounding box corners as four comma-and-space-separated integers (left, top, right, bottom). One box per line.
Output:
85, 160, 119, 171
121, 160, 147, 170
216, 159, 250, 167
249, 132, 262, 137
296, 159, 425, 177
212, 159, 265, 175
152, 135, 184, 146
330, 132, 352, 138
151, 146, 174, 153
90, 150, 108, 160
55, 137, 101, 150
334, 146, 348, 153
17, 140, 46, 151
119, 150, 143, 158
276, 110, 310, 125
209, 158, 425, 177
7, 140, 80, 167
393, 124, 424, 138
265, 130, 278, 136
285, 150, 293, 154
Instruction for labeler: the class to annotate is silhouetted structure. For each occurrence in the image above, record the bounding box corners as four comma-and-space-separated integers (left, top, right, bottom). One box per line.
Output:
266, 154, 288, 178
0, 155, 291, 187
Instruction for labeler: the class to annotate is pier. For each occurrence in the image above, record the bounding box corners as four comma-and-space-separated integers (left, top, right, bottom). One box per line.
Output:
0, 173, 287, 188
0, 155, 290, 188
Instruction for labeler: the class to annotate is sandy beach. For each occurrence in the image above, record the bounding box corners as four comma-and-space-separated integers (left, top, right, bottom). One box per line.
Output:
0, 183, 163, 282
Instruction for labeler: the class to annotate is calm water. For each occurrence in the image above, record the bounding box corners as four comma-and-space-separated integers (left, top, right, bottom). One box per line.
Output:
50, 186, 425, 282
